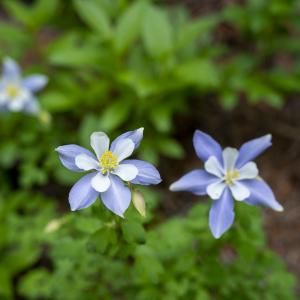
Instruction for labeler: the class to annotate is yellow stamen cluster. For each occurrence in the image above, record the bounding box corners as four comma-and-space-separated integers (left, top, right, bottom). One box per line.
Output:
6, 85, 19, 98
225, 169, 239, 185
99, 150, 118, 174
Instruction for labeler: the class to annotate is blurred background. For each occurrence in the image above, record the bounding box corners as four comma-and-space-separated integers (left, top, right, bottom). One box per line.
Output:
0, 0, 300, 299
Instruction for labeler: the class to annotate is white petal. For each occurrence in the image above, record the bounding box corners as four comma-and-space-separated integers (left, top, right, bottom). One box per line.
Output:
229, 182, 250, 201
3, 57, 21, 81
75, 154, 99, 171
238, 162, 259, 180
7, 99, 25, 111
0, 92, 7, 103
91, 173, 111, 192
222, 147, 239, 171
113, 164, 138, 181
7, 89, 31, 111
112, 138, 134, 162
90, 132, 110, 158
204, 156, 223, 178
207, 181, 226, 200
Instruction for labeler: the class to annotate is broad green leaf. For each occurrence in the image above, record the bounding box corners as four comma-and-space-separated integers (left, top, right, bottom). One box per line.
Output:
20, 163, 47, 187
0, 268, 13, 299
73, 0, 111, 38
177, 15, 219, 49
121, 219, 146, 244
156, 137, 184, 159
3, 0, 31, 27
47, 33, 101, 67
98, 99, 131, 131
18, 269, 51, 299
86, 227, 117, 254
29, 0, 60, 28
74, 216, 103, 234
139, 145, 159, 164
220, 91, 238, 110
118, 71, 159, 98
3, 0, 59, 29
0, 22, 29, 48
115, 1, 145, 54
149, 105, 172, 133
40, 91, 75, 112
243, 77, 283, 108
142, 5, 173, 57
0, 142, 19, 167
79, 114, 100, 147
135, 246, 163, 283
175, 59, 220, 88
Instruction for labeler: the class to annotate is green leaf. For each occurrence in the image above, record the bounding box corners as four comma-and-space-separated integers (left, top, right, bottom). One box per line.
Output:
18, 269, 51, 299
0, 267, 13, 299
142, 5, 173, 57
47, 33, 102, 67
243, 77, 284, 108
118, 71, 159, 98
0, 22, 29, 49
20, 163, 47, 187
74, 216, 103, 234
220, 91, 238, 110
175, 59, 220, 89
176, 15, 219, 49
156, 138, 184, 159
115, 1, 145, 54
149, 105, 172, 133
3, 0, 59, 29
29, 0, 60, 28
135, 246, 164, 283
79, 114, 100, 147
98, 99, 131, 131
73, 0, 111, 38
3, 0, 31, 27
87, 227, 116, 254
40, 91, 75, 112
0, 142, 19, 168
139, 145, 159, 165
121, 219, 146, 244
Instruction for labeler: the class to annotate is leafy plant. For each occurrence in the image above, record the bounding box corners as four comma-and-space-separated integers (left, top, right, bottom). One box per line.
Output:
0, 0, 298, 299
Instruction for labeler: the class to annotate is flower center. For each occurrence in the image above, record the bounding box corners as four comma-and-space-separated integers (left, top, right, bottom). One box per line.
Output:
224, 169, 239, 185
5, 85, 20, 98
99, 150, 118, 174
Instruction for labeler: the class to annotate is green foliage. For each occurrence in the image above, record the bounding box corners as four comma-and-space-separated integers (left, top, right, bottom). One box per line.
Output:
0, 192, 56, 299
0, 0, 299, 299
1, 0, 299, 167
1, 191, 295, 300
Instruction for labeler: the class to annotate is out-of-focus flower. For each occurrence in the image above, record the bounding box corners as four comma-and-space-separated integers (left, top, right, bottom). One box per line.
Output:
56, 128, 161, 217
38, 110, 52, 125
0, 57, 48, 114
170, 130, 283, 238
132, 190, 146, 217
44, 218, 65, 233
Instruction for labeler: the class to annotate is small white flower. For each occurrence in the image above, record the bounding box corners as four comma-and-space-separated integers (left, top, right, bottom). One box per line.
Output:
170, 130, 283, 239
205, 147, 258, 201
56, 128, 161, 217
0, 57, 48, 114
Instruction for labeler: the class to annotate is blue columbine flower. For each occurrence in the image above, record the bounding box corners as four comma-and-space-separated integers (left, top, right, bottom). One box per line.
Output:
56, 128, 161, 217
169, 130, 283, 238
0, 57, 48, 114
